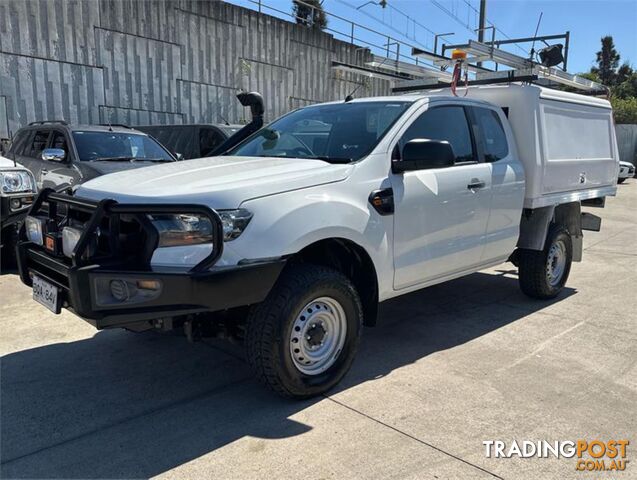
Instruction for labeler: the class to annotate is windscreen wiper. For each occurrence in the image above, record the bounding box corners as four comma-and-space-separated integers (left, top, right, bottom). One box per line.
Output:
93, 157, 174, 162
304, 156, 353, 164
254, 154, 352, 164
93, 156, 136, 162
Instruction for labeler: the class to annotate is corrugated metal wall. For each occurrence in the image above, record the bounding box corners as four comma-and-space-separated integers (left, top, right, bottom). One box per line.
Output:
0, 0, 392, 137
616, 124, 637, 167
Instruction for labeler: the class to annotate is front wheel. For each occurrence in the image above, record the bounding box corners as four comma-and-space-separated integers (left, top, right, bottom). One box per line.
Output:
0, 226, 18, 272
245, 264, 363, 398
518, 225, 573, 299
617, 178, 626, 184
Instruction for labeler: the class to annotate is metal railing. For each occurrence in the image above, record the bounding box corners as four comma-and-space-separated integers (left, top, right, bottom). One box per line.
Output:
246, 0, 436, 69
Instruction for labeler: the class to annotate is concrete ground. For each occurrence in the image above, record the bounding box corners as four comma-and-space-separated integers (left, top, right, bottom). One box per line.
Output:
1, 181, 635, 480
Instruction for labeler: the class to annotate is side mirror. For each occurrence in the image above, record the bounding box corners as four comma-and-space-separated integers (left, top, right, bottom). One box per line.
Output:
175, 152, 184, 161
42, 148, 66, 162
392, 139, 455, 173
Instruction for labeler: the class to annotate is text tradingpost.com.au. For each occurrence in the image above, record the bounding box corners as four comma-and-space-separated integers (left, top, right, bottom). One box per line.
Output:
483, 439, 630, 472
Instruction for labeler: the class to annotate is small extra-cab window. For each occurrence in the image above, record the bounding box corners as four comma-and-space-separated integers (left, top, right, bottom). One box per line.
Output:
473, 107, 509, 162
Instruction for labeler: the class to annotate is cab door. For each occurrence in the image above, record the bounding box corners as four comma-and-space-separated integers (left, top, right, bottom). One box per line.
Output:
13, 129, 51, 186
40, 130, 81, 192
468, 106, 525, 263
391, 104, 493, 290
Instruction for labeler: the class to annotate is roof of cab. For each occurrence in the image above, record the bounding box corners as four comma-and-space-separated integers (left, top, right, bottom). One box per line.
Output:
20, 122, 149, 135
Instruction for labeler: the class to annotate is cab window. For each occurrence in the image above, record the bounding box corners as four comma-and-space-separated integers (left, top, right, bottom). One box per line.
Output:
49, 132, 69, 157
199, 128, 224, 156
27, 130, 51, 159
399, 106, 475, 163
8, 130, 31, 156
472, 107, 509, 162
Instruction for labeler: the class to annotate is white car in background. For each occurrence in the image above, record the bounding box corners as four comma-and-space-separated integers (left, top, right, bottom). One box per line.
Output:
618, 160, 635, 183
1, 155, 37, 267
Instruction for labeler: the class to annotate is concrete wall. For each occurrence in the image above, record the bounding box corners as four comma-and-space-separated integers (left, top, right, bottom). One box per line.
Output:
0, 0, 393, 137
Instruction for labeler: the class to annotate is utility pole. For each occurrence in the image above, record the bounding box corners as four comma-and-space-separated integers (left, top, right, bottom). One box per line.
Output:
477, 0, 487, 67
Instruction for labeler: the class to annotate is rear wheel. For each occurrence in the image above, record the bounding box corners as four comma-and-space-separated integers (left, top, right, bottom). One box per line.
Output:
245, 264, 362, 398
518, 225, 572, 299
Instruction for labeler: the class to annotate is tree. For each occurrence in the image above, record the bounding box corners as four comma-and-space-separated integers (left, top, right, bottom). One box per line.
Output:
292, 0, 328, 30
611, 97, 637, 124
614, 73, 637, 99
616, 62, 634, 85
582, 37, 637, 123
591, 36, 620, 86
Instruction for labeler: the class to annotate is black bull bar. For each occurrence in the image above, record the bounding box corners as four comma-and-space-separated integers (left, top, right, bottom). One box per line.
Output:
16, 190, 285, 329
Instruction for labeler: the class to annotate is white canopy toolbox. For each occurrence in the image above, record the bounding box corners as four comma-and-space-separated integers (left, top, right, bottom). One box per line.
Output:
440, 84, 619, 208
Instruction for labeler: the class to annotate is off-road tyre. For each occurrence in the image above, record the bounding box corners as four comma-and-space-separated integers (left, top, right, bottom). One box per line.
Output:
518, 224, 572, 299
245, 264, 363, 399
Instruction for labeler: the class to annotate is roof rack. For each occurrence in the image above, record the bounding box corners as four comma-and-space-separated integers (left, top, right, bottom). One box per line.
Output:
98, 123, 133, 129
393, 40, 607, 95
28, 120, 68, 126
331, 61, 411, 81
393, 71, 538, 93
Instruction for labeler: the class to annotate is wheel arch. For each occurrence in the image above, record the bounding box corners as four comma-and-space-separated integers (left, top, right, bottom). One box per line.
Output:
287, 237, 379, 327
517, 202, 583, 261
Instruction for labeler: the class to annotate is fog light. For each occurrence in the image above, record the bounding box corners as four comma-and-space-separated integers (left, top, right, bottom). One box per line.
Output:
25, 216, 44, 245
110, 279, 136, 302
9, 198, 21, 211
95, 277, 163, 306
62, 226, 82, 258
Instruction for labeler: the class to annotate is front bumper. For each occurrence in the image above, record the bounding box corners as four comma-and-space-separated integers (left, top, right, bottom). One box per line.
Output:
1, 194, 34, 233
18, 244, 285, 329
619, 164, 635, 179
16, 190, 285, 329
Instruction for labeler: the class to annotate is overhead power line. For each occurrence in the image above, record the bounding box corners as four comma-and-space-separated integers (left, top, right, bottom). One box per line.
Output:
333, 0, 436, 49
460, 0, 529, 55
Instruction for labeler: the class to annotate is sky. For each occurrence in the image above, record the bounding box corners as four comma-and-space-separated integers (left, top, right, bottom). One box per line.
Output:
227, 0, 637, 74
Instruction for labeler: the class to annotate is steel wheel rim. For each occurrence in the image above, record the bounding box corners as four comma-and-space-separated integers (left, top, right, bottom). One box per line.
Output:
546, 239, 567, 287
289, 296, 347, 375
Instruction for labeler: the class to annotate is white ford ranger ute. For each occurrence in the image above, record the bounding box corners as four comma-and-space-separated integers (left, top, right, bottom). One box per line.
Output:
17, 85, 619, 398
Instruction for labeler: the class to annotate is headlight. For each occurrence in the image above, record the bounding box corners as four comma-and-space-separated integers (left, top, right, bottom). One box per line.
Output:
149, 209, 253, 245
0, 169, 36, 195
149, 214, 214, 247
219, 209, 253, 241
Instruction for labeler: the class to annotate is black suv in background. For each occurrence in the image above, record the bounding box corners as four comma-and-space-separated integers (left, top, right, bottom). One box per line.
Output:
135, 124, 241, 159
6, 121, 176, 193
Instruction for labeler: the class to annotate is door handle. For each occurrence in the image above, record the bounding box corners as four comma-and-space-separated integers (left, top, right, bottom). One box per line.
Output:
41, 168, 48, 174
467, 179, 485, 190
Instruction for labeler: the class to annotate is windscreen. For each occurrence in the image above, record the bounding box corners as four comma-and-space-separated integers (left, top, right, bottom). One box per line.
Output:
72, 131, 174, 162
228, 101, 411, 163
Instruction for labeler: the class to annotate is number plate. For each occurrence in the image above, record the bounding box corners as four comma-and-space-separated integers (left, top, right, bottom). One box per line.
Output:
32, 275, 60, 314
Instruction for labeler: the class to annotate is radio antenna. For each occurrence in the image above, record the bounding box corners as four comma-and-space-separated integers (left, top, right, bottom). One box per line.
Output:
529, 12, 543, 62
